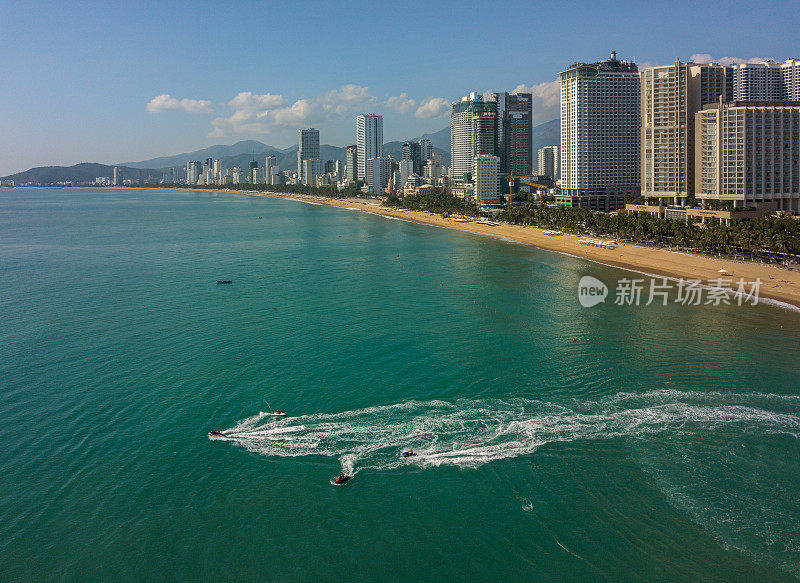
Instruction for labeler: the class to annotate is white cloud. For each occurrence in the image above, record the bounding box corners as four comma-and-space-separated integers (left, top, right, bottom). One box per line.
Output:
513, 80, 560, 123
210, 84, 377, 137
384, 93, 416, 114
228, 92, 286, 110
146, 94, 212, 114
690, 53, 773, 66
415, 97, 449, 119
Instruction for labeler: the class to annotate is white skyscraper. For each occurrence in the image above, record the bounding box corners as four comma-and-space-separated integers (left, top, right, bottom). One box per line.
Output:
113, 166, 121, 186
733, 59, 800, 101
298, 128, 320, 184
366, 156, 390, 193
450, 93, 498, 183
473, 154, 500, 202
264, 155, 276, 185
185, 161, 202, 185
560, 51, 640, 211
213, 159, 222, 184
537, 145, 559, 181
356, 114, 383, 181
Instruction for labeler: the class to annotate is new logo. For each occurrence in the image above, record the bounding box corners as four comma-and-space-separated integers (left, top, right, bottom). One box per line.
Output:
578, 276, 608, 307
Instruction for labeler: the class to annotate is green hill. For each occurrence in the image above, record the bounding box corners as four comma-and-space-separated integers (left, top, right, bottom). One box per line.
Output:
2, 163, 162, 185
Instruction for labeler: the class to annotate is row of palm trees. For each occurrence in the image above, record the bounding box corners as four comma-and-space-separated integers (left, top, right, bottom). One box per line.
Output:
385, 189, 479, 216
499, 202, 800, 263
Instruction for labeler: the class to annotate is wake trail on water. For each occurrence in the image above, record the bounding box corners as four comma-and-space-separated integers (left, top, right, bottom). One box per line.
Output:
213, 390, 800, 472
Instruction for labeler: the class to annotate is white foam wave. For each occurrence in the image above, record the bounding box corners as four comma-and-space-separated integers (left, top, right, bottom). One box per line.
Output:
217, 392, 800, 472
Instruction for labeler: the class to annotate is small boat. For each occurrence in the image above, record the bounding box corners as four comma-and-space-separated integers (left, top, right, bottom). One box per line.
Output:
401, 450, 417, 458
334, 474, 352, 485
208, 430, 224, 437
216, 280, 233, 284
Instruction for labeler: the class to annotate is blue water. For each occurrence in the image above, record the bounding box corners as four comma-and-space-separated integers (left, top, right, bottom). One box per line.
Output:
1, 188, 798, 581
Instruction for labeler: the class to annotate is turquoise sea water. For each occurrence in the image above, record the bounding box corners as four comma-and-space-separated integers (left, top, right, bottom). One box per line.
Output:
1, 188, 799, 581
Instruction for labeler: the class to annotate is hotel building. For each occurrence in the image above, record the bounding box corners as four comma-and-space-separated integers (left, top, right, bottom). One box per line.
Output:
560, 51, 640, 211
641, 59, 732, 205
695, 100, 800, 213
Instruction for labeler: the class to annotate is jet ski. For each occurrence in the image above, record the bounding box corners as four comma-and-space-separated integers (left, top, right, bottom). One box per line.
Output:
334, 474, 352, 485
401, 450, 417, 457
260, 410, 287, 417
208, 430, 224, 437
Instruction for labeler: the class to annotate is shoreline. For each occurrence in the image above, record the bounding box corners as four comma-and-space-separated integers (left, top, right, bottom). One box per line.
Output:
30, 185, 800, 309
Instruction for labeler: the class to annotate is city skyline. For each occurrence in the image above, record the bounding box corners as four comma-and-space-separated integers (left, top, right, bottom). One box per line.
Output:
2, 0, 800, 176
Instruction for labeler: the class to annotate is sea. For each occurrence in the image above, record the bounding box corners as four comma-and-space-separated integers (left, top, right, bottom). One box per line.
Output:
1, 187, 799, 581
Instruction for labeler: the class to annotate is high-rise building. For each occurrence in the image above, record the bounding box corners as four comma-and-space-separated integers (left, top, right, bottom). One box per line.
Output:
733, 59, 800, 101
186, 161, 202, 184
695, 100, 800, 213
424, 158, 442, 183
357, 114, 383, 181
248, 160, 260, 184
474, 154, 500, 202
418, 139, 433, 163
302, 158, 322, 186
402, 141, 422, 174
560, 52, 640, 211
366, 156, 391, 194
212, 159, 222, 184
450, 93, 498, 183
398, 159, 413, 190
297, 128, 320, 184
490, 92, 533, 175
113, 167, 121, 186
345, 145, 358, 182
264, 156, 276, 185
641, 59, 732, 205
537, 145, 559, 181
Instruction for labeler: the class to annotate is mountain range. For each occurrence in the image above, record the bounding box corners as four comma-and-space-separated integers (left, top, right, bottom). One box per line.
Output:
2, 120, 560, 184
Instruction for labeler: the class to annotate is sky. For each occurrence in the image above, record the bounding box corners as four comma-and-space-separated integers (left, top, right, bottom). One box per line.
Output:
1, 0, 798, 176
